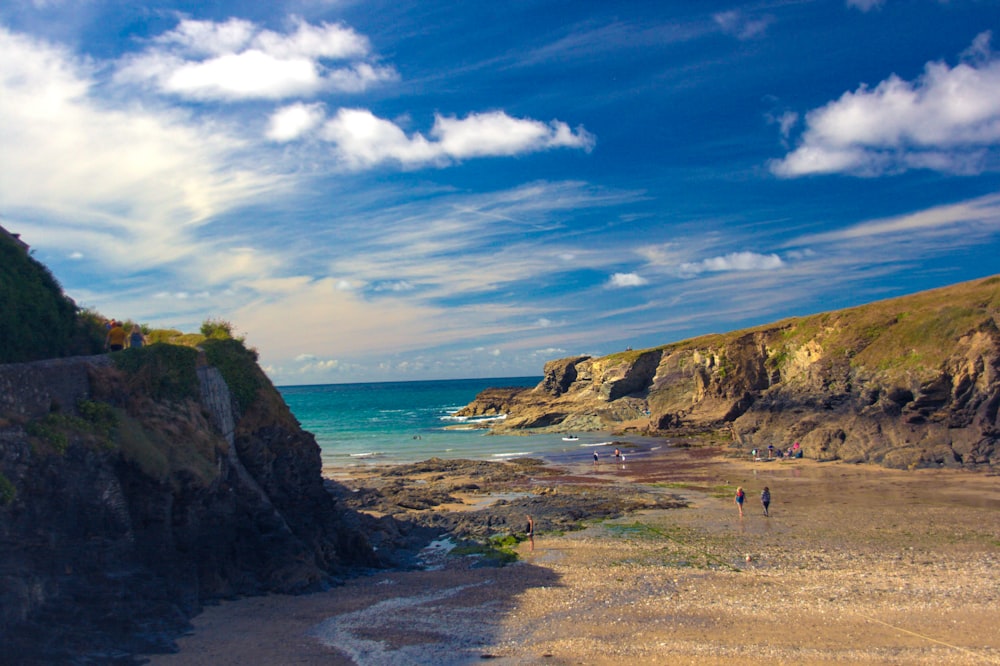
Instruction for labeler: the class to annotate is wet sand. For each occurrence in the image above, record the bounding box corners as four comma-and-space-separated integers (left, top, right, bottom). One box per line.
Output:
144, 446, 1000, 665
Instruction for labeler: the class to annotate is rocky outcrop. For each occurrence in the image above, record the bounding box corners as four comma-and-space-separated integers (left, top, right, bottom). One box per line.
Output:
0, 347, 377, 663
458, 276, 1000, 470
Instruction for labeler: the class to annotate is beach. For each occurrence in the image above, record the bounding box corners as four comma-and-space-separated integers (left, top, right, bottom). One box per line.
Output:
144, 444, 1000, 665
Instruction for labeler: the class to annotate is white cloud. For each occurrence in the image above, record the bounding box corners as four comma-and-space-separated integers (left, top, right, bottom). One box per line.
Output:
115, 17, 396, 101
433, 111, 595, 157
678, 252, 784, 277
772, 32, 1000, 177
267, 102, 325, 141
0, 27, 278, 270
321, 108, 441, 168
608, 272, 648, 288
154, 17, 258, 57
321, 108, 595, 170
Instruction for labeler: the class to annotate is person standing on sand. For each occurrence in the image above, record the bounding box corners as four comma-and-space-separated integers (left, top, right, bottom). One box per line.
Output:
735, 486, 746, 517
593, 451, 599, 465
526, 515, 535, 551
761, 486, 771, 517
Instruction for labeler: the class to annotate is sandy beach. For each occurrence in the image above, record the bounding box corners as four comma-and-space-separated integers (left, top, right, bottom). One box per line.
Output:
144, 445, 1000, 665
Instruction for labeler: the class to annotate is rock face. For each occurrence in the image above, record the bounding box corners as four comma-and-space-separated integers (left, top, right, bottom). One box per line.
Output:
456, 276, 1000, 470
0, 347, 377, 663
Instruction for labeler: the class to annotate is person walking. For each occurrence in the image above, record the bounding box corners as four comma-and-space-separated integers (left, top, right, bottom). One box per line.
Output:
761, 486, 771, 517
525, 515, 535, 551
105, 320, 127, 352
735, 486, 746, 517
128, 324, 145, 349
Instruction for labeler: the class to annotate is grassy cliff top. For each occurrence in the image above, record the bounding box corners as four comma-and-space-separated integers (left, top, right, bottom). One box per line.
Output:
599, 274, 1000, 382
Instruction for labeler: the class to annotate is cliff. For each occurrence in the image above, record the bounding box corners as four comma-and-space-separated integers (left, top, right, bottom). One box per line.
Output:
456, 275, 1000, 470
0, 342, 377, 663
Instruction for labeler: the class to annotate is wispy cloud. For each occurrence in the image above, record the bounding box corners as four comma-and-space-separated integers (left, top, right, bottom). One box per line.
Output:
846, 0, 885, 11
772, 32, 1000, 177
713, 10, 773, 41
789, 193, 1000, 246
0, 26, 281, 271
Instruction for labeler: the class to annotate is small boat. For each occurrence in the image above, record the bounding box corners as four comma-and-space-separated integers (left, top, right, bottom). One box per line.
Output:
562, 435, 579, 442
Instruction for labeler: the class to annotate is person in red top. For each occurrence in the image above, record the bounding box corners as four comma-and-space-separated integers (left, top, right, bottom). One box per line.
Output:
735, 486, 746, 517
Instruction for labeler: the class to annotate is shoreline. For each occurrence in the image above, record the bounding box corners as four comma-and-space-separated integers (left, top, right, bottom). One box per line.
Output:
147, 444, 1000, 665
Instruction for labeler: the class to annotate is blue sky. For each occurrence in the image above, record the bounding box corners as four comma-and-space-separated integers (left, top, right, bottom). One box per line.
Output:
2, 0, 999, 385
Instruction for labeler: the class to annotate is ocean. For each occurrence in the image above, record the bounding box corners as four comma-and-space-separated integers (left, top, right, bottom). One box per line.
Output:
277, 377, 655, 469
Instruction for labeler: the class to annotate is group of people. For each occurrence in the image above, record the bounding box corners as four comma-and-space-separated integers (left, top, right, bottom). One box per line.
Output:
751, 441, 802, 461
593, 448, 627, 466
104, 319, 145, 352
734, 485, 771, 517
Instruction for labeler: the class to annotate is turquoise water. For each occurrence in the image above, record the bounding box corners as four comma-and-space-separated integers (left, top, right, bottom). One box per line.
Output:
278, 377, 649, 469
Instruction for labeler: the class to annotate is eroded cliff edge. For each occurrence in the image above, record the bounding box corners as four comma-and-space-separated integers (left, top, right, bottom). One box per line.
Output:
0, 341, 377, 663
457, 276, 1000, 470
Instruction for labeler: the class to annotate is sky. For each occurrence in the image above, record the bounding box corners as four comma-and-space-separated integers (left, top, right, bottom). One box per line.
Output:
2, 0, 1000, 386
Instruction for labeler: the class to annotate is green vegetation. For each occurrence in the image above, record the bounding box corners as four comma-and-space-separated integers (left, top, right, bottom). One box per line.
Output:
0, 472, 15, 505
115, 408, 223, 490
451, 534, 523, 565
200, 317, 244, 342
594, 275, 1000, 385
26, 415, 70, 453
0, 230, 104, 363
608, 521, 744, 572
201, 337, 265, 414
112, 343, 201, 403
26, 398, 120, 455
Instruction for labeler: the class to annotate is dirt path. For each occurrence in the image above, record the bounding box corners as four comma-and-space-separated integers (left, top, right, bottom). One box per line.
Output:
145, 449, 1000, 665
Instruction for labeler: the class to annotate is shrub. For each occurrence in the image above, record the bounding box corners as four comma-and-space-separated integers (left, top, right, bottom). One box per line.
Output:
201, 338, 265, 414
201, 317, 242, 341
112, 343, 200, 403
0, 231, 81, 362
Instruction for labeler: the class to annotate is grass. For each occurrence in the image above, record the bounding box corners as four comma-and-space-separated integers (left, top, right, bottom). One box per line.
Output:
592, 274, 1000, 386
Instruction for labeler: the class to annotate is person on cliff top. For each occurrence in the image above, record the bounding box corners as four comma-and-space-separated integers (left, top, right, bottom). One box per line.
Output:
105, 320, 127, 352
128, 324, 145, 349
735, 486, 746, 517
761, 486, 771, 517
526, 515, 535, 551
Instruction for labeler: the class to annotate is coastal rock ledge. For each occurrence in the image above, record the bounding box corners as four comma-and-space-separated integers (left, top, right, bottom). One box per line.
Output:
456, 276, 1000, 470
0, 347, 378, 663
